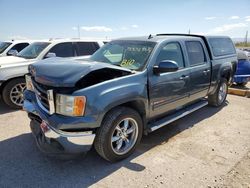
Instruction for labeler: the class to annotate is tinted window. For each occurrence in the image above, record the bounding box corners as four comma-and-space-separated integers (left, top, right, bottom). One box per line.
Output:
208, 38, 236, 57
156, 42, 184, 68
186, 41, 206, 66
10, 43, 29, 52
0, 42, 12, 54
48, 42, 74, 57
76, 42, 99, 56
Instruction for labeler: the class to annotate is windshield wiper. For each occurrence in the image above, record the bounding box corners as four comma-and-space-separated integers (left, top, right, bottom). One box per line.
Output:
112, 63, 122, 67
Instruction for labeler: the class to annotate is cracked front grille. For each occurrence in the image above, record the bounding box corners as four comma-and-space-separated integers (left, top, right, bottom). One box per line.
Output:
30, 77, 76, 113
32, 78, 51, 112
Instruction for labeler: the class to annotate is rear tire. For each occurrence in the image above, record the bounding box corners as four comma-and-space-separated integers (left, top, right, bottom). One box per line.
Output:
94, 107, 143, 162
2, 78, 26, 109
208, 78, 228, 107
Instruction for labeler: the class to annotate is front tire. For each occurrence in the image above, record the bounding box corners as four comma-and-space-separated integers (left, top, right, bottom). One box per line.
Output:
2, 78, 26, 109
94, 107, 143, 162
208, 78, 228, 107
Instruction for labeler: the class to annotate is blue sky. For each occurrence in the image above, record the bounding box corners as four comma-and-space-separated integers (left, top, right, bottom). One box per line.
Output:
0, 0, 250, 40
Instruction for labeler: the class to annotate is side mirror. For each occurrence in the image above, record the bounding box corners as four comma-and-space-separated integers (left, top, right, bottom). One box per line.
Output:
7, 49, 18, 56
153, 60, 179, 74
45, 52, 56, 59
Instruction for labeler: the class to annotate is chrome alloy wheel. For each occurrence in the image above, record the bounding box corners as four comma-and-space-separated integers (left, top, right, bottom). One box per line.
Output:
111, 118, 139, 155
10, 83, 26, 107
218, 82, 227, 104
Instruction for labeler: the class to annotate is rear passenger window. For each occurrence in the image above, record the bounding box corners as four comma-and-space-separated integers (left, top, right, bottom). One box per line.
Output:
76, 42, 99, 56
156, 42, 184, 68
48, 42, 74, 57
186, 41, 206, 66
208, 38, 236, 57
10, 43, 29, 52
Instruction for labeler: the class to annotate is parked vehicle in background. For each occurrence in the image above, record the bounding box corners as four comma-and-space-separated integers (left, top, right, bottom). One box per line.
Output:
23, 34, 237, 162
0, 39, 107, 108
237, 48, 250, 59
233, 49, 250, 86
0, 40, 33, 56
243, 49, 250, 59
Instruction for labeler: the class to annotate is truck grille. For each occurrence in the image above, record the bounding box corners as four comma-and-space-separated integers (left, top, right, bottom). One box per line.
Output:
32, 78, 51, 112
30, 77, 76, 113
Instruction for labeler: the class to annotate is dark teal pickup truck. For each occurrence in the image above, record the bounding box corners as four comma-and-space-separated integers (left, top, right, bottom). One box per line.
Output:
23, 34, 237, 162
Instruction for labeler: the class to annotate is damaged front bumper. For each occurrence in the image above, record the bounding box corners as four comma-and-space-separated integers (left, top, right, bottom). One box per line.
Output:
23, 91, 96, 155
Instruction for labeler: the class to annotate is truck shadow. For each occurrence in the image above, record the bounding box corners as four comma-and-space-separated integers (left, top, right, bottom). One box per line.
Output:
0, 102, 228, 187
0, 99, 17, 115
230, 84, 249, 90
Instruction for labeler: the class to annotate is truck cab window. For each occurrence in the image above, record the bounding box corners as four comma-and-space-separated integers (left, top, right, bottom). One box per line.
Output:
156, 42, 184, 68
10, 43, 29, 52
208, 38, 236, 57
48, 42, 74, 57
186, 41, 206, 66
76, 42, 99, 56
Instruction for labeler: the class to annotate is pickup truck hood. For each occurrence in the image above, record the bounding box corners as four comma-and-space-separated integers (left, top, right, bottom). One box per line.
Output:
30, 58, 132, 87
0, 56, 31, 67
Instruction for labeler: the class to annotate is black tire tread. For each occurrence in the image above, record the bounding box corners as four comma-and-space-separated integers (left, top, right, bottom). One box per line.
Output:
208, 78, 228, 107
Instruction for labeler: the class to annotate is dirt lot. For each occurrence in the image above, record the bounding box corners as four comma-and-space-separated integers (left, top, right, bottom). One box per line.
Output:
0, 94, 249, 188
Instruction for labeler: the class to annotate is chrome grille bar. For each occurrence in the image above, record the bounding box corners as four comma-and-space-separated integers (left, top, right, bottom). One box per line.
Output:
47, 90, 55, 115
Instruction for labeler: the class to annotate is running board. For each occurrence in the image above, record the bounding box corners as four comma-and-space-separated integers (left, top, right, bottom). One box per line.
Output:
149, 100, 208, 132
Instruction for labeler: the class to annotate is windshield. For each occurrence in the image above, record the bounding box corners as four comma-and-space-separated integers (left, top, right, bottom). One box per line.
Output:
0, 42, 12, 54
17, 42, 50, 59
90, 40, 156, 71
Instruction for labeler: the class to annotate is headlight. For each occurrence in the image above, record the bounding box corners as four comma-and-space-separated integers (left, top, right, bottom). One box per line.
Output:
56, 94, 86, 117
25, 75, 34, 91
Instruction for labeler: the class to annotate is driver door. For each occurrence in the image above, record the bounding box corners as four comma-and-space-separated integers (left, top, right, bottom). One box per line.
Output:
148, 42, 191, 119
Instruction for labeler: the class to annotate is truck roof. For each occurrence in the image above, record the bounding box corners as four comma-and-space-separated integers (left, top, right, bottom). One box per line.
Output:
3, 39, 38, 43
115, 34, 230, 43
2, 38, 109, 44
114, 34, 236, 60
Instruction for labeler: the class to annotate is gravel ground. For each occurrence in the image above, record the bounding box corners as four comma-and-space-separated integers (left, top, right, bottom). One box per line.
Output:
0, 94, 249, 188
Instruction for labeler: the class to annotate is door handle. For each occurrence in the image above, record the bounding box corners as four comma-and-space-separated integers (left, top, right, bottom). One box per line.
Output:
179, 75, 189, 80
203, 70, 210, 73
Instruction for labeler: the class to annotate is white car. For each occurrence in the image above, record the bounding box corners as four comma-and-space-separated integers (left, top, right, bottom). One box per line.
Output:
0, 38, 108, 108
0, 40, 34, 56
243, 50, 250, 60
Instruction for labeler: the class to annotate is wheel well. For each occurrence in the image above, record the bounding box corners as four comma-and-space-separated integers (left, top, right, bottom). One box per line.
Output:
119, 100, 146, 119
103, 100, 147, 130
0, 76, 25, 95
221, 71, 231, 82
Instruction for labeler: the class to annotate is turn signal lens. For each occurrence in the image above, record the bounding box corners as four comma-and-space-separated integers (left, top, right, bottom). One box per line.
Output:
73, 96, 86, 116
56, 94, 86, 117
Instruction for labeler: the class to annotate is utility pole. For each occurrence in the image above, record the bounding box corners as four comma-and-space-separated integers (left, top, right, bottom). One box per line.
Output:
188, 29, 191, 34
